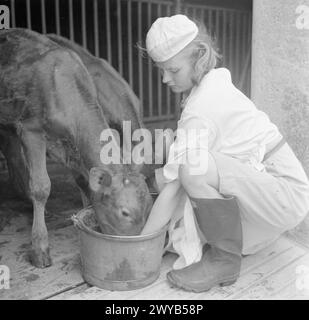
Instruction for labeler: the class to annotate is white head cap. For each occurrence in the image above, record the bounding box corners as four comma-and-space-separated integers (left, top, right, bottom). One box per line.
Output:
146, 14, 198, 62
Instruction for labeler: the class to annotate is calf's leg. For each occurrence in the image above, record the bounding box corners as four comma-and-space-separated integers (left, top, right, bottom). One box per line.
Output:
20, 128, 52, 268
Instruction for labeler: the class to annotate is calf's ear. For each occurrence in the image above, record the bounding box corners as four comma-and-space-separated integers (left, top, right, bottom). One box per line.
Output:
89, 167, 112, 192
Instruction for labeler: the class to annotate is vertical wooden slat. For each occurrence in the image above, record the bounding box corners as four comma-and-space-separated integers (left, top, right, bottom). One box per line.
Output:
127, 0, 133, 87
201, 8, 205, 26
40, 0, 46, 33
117, 0, 123, 75
242, 13, 248, 91
26, 0, 31, 29
174, 0, 182, 14
222, 10, 227, 66
188, 6, 193, 18
235, 11, 241, 85
242, 13, 247, 67
237, 12, 251, 96
197, 6, 203, 21
147, 2, 153, 117
193, 7, 197, 20
216, 9, 220, 51
106, 0, 112, 63
199, 6, 204, 21
191, 7, 195, 20
69, 0, 74, 40
247, 12, 252, 97
208, 9, 212, 34
239, 13, 251, 95
81, 0, 87, 48
229, 11, 234, 78
157, 3, 162, 116
55, 0, 60, 35
166, 4, 172, 117
183, 5, 188, 16
248, 13, 252, 46
197, 7, 202, 21
10, 0, 16, 28
137, 1, 143, 118
93, 0, 99, 57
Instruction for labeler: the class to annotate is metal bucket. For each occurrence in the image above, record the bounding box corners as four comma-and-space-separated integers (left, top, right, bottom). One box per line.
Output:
73, 206, 168, 291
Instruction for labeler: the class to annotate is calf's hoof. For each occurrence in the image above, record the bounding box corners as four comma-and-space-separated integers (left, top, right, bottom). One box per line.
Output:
29, 247, 52, 268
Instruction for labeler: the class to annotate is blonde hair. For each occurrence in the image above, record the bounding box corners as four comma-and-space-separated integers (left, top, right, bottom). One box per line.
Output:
186, 19, 221, 85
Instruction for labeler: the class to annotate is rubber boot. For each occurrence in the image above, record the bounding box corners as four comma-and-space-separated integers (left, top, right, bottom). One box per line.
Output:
167, 196, 243, 292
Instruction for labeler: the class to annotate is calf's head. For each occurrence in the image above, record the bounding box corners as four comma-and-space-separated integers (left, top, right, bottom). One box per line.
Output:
89, 167, 153, 236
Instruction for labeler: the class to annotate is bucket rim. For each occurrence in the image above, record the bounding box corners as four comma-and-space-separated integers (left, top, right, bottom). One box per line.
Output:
73, 206, 169, 242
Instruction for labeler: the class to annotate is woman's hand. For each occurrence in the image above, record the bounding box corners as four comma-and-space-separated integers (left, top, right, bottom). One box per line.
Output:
141, 179, 181, 235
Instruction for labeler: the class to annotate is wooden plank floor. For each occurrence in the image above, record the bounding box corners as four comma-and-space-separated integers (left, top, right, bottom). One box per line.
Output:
1, 164, 309, 300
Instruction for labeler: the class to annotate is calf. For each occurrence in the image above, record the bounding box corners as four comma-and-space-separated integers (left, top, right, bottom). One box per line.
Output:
0, 28, 153, 268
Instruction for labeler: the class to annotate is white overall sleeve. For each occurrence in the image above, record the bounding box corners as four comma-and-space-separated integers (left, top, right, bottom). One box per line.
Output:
162, 114, 217, 182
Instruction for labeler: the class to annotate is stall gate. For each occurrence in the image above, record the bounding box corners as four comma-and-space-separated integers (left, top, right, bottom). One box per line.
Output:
0, 0, 252, 171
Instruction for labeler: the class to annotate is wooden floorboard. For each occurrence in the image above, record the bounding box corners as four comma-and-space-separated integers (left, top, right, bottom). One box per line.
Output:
49, 236, 309, 300
2, 217, 309, 300
0, 223, 83, 300
130, 237, 304, 300
233, 252, 309, 300
269, 278, 309, 300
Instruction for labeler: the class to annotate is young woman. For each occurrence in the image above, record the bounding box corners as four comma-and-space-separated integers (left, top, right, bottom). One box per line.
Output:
141, 14, 309, 292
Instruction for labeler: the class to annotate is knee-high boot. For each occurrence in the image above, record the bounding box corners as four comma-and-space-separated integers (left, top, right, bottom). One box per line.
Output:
167, 196, 243, 292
